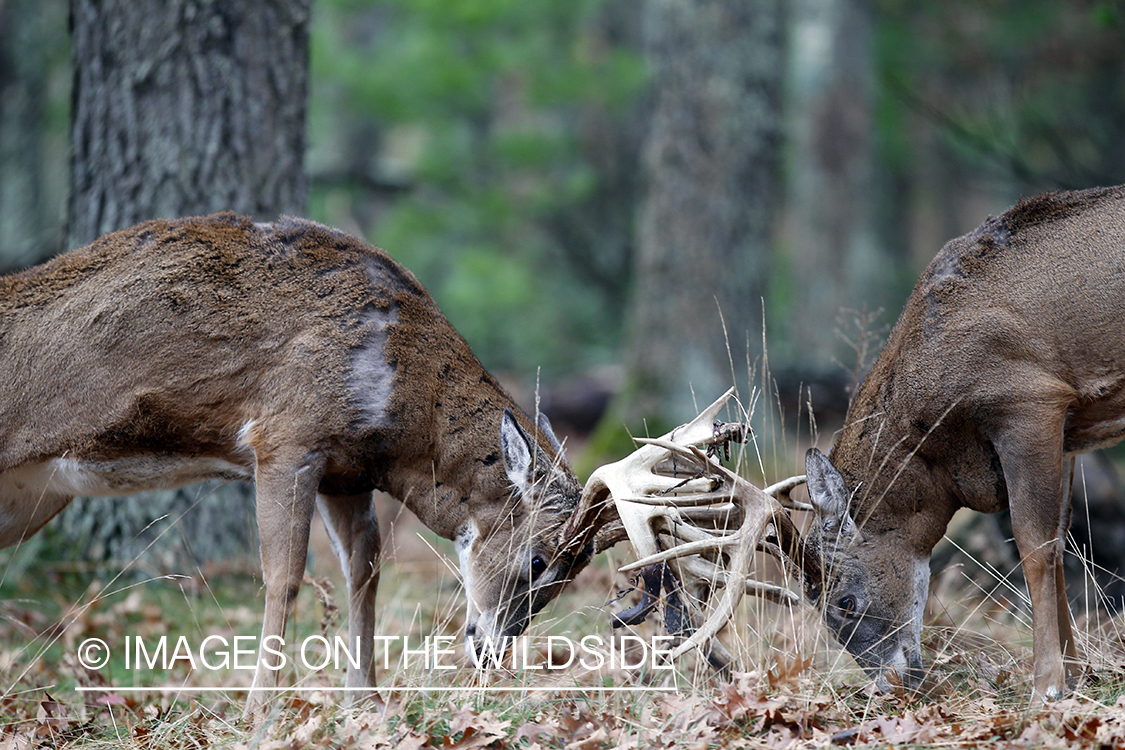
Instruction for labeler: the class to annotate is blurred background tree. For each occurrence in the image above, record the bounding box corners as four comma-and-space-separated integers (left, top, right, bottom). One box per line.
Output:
68, 0, 309, 245
599, 0, 783, 443
784, 0, 884, 371
301, 0, 1125, 453
0, 0, 68, 273
3, 0, 1125, 568
307, 0, 646, 384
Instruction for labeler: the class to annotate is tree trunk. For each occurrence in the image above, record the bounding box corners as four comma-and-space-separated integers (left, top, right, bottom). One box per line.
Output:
608, 0, 785, 431
784, 0, 884, 373
68, 0, 309, 246
59, 0, 310, 574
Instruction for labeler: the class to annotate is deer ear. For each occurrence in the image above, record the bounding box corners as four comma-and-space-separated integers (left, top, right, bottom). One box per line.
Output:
536, 412, 565, 458
501, 408, 534, 493
805, 448, 856, 535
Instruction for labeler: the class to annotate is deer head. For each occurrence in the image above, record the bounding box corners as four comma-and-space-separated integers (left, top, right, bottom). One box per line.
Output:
793, 187, 1125, 699
803, 448, 927, 690
460, 410, 596, 650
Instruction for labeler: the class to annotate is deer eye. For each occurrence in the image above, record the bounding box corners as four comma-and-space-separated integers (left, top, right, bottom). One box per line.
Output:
837, 596, 857, 617
530, 555, 547, 579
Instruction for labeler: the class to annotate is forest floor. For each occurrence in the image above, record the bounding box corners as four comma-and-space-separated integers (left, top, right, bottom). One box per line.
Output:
4, 488, 1125, 749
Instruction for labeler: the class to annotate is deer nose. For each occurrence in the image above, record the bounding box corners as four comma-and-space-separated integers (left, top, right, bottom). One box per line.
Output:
464, 622, 487, 657
904, 654, 925, 690
877, 646, 925, 692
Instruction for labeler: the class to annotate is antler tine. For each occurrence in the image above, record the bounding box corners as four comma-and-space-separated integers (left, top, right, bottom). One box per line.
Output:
611, 389, 741, 479
657, 457, 779, 660
660, 467, 803, 662
563, 389, 737, 555
633, 436, 714, 469
745, 578, 801, 605
582, 389, 742, 561
619, 533, 740, 572
668, 497, 758, 661
659, 516, 738, 543
675, 554, 727, 585
622, 493, 741, 508
669, 387, 743, 447
763, 474, 812, 511
661, 510, 742, 539
674, 554, 800, 604
675, 505, 741, 529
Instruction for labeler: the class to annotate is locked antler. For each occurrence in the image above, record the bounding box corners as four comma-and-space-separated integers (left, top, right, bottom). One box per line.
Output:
583, 388, 813, 664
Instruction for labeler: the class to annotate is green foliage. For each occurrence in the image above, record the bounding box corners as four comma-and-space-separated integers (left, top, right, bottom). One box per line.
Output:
309, 0, 645, 380
874, 0, 1125, 191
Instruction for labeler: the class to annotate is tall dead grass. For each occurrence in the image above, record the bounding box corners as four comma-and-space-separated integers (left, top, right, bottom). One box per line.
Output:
6, 325, 1125, 746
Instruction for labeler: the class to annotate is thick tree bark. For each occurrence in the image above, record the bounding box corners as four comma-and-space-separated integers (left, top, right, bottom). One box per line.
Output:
60, 0, 310, 572
68, 0, 309, 246
612, 0, 784, 428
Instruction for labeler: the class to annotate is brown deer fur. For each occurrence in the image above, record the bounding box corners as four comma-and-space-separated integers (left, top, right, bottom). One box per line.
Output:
804, 185, 1125, 701
0, 213, 593, 710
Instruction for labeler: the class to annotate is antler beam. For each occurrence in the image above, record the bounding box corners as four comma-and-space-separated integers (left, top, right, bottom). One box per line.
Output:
581, 388, 809, 662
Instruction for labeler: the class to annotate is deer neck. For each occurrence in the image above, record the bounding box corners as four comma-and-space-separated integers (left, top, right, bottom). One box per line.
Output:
832, 325, 961, 554
384, 404, 510, 541
375, 295, 518, 541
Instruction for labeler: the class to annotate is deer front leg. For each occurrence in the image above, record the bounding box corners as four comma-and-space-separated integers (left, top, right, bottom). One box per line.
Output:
997, 418, 1071, 702
1057, 456, 1080, 678
316, 492, 381, 696
246, 450, 324, 716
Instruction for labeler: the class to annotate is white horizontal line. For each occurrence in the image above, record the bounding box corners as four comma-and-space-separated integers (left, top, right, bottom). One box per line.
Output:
75, 685, 675, 693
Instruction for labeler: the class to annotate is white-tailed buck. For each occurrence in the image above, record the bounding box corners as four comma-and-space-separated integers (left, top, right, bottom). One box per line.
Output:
805, 185, 1125, 701
0, 213, 607, 709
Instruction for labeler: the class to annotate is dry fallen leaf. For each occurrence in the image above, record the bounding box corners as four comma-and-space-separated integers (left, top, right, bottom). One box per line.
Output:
442, 703, 511, 748
564, 726, 609, 750
514, 721, 553, 744
292, 714, 323, 745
